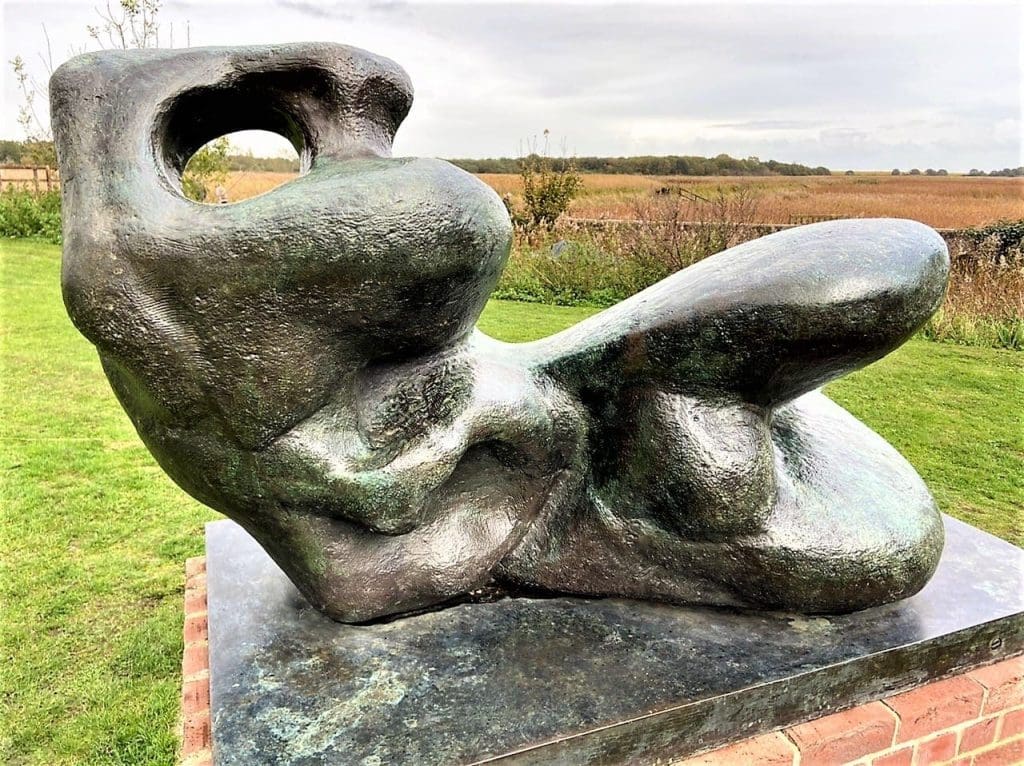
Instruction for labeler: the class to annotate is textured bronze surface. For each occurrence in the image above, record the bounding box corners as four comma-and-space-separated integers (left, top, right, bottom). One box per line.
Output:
51, 43, 950, 623
204, 516, 1024, 765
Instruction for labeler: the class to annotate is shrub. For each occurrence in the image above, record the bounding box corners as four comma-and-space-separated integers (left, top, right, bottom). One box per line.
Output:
495, 205, 1023, 352
924, 245, 1023, 350
182, 136, 231, 202
921, 311, 1023, 351
0, 188, 62, 243
961, 219, 1024, 266
630, 185, 764, 265
494, 238, 670, 307
509, 132, 583, 234
496, 187, 763, 306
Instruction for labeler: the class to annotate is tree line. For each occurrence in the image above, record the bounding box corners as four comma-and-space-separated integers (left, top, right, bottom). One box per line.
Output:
967, 168, 1024, 177
450, 153, 831, 176
7, 138, 1018, 179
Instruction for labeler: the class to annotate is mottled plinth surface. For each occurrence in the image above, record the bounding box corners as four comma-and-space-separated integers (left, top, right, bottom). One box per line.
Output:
206, 516, 1024, 765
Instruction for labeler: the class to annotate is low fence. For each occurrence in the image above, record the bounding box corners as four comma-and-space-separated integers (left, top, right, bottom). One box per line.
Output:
563, 216, 939, 234
1, 165, 60, 193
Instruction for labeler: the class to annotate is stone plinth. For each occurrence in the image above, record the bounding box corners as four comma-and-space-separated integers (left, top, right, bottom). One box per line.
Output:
184, 516, 1024, 765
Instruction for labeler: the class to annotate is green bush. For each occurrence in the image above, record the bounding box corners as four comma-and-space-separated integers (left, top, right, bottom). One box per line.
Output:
182, 136, 231, 202
921, 310, 1024, 352
962, 219, 1024, 266
512, 151, 583, 233
495, 193, 761, 308
494, 238, 673, 307
0, 188, 62, 243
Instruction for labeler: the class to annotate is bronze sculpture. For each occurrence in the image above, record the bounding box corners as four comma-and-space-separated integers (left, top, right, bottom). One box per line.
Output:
50, 43, 949, 623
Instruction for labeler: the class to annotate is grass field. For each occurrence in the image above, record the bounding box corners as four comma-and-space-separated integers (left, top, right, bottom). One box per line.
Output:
218, 171, 1024, 229
2, 238, 1022, 764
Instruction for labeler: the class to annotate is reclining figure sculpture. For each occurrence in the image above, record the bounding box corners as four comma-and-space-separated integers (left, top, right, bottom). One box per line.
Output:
51, 43, 949, 622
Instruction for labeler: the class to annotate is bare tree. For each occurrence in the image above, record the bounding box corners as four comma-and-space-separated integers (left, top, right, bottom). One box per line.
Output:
85, 0, 169, 51
9, 0, 189, 163
512, 130, 583, 238
630, 185, 764, 270
7, 1, 227, 201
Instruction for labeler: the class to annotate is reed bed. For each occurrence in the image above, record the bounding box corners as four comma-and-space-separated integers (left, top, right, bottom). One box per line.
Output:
224, 172, 1023, 230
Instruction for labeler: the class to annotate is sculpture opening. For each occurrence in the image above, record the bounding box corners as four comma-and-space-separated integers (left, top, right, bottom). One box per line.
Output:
50, 42, 949, 623
179, 130, 301, 205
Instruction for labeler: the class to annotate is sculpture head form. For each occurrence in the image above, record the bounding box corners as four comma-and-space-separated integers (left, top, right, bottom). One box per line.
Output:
51, 43, 949, 623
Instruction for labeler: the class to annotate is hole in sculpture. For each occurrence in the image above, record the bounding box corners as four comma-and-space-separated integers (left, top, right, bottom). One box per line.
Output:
182, 130, 301, 205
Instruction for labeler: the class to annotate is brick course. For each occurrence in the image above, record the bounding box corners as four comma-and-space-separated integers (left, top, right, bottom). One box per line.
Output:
972, 660, 1024, 715
914, 731, 957, 763
959, 716, 998, 753
886, 676, 985, 742
675, 655, 1024, 765
179, 556, 212, 766
673, 731, 796, 765
787, 702, 897, 763
871, 745, 913, 765
1003, 708, 1024, 740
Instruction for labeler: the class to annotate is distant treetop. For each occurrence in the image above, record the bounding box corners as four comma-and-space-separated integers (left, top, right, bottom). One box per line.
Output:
225, 153, 300, 173
448, 153, 832, 176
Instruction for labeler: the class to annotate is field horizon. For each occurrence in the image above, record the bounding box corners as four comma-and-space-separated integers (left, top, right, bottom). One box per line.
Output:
210, 171, 1024, 230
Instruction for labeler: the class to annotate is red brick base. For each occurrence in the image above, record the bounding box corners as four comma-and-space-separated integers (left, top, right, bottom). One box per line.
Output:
675, 657, 1024, 765
179, 557, 212, 766
178, 555, 1023, 765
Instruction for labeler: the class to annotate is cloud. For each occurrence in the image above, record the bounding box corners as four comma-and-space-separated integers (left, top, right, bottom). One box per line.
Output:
2, 0, 1020, 169
275, 1, 354, 20
711, 120, 825, 132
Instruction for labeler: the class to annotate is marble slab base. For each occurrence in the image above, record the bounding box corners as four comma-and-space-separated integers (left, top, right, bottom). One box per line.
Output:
206, 515, 1024, 765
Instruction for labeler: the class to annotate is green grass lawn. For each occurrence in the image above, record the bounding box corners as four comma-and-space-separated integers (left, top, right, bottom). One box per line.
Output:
2, 238, 1022, 765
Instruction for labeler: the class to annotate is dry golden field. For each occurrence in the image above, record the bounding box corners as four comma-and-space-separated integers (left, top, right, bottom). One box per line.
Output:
218, 171, 1023, 230
481, 173, 1024, 229
216, 171, 297, 202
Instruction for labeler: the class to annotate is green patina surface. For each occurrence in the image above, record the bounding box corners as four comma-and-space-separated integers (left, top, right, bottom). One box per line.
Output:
1, 238, 1021, 764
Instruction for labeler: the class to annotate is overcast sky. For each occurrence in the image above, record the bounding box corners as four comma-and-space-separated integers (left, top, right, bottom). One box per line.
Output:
2, 0, 1021, 170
